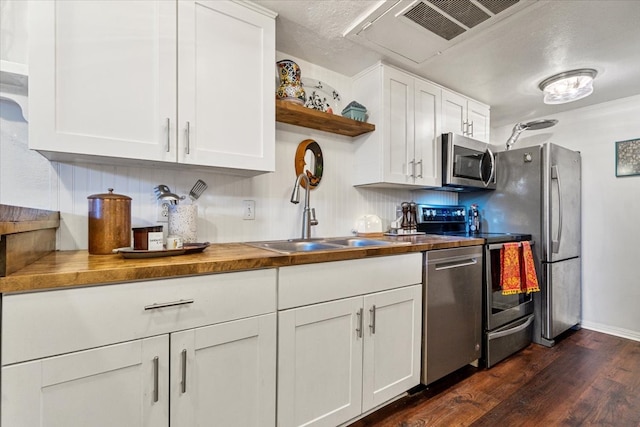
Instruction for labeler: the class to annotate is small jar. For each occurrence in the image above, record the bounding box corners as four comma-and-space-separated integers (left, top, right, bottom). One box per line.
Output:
166, 235, 183, 250
133, 226, 163, 250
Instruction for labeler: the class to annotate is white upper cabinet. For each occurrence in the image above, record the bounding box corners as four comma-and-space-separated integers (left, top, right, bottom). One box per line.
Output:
442, 89, 491, 143
353, 63, 442, 188
28, 1, 177, 163
177, 0, 275, 171
28, 0, 275, 174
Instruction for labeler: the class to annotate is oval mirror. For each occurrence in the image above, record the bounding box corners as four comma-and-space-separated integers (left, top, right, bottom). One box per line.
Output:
295, 139, 323, 189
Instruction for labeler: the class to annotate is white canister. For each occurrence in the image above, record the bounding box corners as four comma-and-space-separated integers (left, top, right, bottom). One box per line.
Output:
168, 205, 198, 243
166, 235, 184, 250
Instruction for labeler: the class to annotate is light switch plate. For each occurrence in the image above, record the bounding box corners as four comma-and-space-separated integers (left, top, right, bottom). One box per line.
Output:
243, 200, 255, 220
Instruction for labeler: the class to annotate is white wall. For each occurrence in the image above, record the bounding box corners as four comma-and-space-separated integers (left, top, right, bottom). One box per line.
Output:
491, 95, 640, 341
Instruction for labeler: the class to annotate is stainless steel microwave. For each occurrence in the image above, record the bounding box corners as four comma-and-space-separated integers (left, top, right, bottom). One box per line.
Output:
442, 133, 496, 190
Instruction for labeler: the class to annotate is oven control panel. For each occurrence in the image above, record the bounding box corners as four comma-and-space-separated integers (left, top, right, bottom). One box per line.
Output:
416, 205, 466, 223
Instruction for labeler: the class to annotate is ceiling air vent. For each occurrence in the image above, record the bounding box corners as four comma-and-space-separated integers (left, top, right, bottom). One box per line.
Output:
405, 0, 520, 41
477, 0, 522, 15
344, 0, 532, 65
403, 2, 465, 41
425, 0, 490, 29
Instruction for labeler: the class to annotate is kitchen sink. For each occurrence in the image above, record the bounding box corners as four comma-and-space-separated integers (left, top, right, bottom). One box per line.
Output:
247, 240, 344, 253
324, 238, 402, 247
246, 237, 410, 254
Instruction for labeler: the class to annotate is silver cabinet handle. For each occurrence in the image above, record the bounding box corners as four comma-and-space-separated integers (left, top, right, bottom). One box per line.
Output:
356, 308, 363, 338
408, 159, 415, 178
469, 121, 474, 137
144, 299, 194, 310
165, 118, 171, 153
369, 305, 376, 334
416, 159, 423, 178
185, 121, 190, 155
180, 349, 187, 394
153, 356, 159, 403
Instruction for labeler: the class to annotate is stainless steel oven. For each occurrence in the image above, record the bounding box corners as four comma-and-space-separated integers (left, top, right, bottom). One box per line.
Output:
484, 240, 535, 368
485, 242, 534, 331
442, 133, 496, 190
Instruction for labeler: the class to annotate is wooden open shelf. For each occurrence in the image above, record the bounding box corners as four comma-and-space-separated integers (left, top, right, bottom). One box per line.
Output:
275, 99, 375, 137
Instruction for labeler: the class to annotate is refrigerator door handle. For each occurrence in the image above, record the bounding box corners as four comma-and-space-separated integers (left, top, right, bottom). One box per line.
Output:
551, 165, 563, 253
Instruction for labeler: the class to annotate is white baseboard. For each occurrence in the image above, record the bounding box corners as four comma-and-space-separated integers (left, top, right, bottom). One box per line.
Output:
581, 321, 640, 342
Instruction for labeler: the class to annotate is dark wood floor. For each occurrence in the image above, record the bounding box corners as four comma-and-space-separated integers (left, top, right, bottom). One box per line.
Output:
351, 329, 640, 427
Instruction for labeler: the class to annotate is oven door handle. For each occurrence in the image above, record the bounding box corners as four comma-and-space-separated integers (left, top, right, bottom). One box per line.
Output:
488, 315, 534, 340
487, 240, 535, 251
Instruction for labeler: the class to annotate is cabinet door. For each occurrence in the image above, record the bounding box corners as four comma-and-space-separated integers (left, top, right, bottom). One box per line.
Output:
29, 0, 176, 162
467, 99, 491, 142
1, 336, 168, 427
278, 297, 364, 427
362, 285, 422, 412
178, 0, 275, 172
414, 79, 442, 187
383, 66, 414, 184
442, 89, 467, 136
170, 313, 276, 427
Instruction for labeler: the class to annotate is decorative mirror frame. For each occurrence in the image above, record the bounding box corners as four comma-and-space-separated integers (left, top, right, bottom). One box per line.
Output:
295, 139, 323, 189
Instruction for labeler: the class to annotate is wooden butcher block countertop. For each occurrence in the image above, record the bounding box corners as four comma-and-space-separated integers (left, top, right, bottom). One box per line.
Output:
0, 235, 483, 293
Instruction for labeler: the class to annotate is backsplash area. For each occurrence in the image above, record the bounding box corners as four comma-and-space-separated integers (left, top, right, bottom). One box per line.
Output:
0, 55, 455, 250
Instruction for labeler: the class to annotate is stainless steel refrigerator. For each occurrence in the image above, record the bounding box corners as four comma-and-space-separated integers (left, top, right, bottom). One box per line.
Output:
461, 142, 581, 347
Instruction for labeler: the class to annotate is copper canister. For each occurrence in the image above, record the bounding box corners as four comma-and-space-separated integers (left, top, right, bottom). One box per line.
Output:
88, 188, 132, 254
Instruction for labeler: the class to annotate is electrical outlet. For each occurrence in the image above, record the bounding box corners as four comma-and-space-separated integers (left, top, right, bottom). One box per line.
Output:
157, 200, 170, 222
243, 200, 255, 220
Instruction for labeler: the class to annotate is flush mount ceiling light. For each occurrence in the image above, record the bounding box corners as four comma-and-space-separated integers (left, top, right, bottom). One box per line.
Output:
538, 68, 598, 105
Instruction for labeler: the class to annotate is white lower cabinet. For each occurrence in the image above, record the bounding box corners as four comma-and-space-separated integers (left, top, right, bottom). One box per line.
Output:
278, 296, 364, 427
1, 270, 277, 427
1, 255, 422, 427
170, 314, 277, 426
362, 286, 422, 411
2, 336, 169, 426
277, 254, 423, 427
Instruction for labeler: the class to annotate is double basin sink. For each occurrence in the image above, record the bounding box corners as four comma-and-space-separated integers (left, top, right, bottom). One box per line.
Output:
247, 237, 411, 254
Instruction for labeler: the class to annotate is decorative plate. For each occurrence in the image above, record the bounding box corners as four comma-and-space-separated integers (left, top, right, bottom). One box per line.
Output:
301, 78, 341, 114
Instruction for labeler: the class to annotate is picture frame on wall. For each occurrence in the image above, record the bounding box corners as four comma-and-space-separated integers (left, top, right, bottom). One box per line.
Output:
615, 138, 640, 177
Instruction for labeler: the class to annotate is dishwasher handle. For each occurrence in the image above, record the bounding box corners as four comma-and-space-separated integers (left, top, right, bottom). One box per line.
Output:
434, 258, 478, 271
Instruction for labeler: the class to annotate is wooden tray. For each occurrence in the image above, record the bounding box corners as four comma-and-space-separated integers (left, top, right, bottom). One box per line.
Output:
116, 242, 210, 259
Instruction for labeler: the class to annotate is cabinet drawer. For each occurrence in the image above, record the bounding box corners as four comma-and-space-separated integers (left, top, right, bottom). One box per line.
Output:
278, 253, 422, 309
2, 269, 276, 365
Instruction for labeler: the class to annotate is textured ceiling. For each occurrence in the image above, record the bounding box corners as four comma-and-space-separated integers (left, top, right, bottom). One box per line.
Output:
256, 0, 640, 129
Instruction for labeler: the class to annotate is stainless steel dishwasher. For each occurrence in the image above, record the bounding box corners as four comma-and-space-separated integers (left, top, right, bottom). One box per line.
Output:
422, 246, 483, 385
